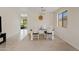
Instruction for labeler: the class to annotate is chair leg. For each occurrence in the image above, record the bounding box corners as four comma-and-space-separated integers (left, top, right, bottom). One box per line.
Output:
38, 35, 39, 40
31, 33, 33, 40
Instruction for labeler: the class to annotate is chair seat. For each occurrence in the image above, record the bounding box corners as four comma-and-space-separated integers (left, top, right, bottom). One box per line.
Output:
33, 33, 39, 34
32, 32, 39, 40
46, 33, 52, 34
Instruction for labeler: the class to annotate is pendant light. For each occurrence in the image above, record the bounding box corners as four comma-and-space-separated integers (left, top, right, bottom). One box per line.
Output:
38, 7, 44, 20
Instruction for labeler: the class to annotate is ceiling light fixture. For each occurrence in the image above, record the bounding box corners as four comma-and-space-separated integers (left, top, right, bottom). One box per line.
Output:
38, 7, 46, 20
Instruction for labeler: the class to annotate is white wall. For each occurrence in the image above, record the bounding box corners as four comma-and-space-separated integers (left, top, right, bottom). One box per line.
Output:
0, 7, 54, 39
27, 11, 53, 32
0, 8, 20, 38
53, 7, 79, 50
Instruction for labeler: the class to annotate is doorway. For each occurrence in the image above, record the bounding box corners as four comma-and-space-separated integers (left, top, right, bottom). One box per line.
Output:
20, 15, 28, 40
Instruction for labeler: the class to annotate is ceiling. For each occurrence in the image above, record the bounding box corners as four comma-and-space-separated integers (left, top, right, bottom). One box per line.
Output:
19, 7, 59, 13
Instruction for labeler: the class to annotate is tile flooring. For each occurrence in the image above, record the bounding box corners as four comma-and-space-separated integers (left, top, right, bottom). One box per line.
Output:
0, 34, 78, 51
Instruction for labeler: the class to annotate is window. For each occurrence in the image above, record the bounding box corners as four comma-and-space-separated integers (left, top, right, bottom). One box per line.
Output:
62, 10, 68, 28
57, 10, 68, 28
20, 17, 27, 29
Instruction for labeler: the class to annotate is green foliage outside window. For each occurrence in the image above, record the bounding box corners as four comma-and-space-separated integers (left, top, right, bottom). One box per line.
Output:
20, 18, 27, 29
